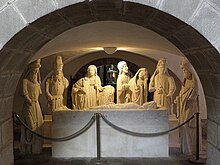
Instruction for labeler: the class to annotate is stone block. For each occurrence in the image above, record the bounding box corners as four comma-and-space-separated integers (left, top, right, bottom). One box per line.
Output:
123, 2, 158, 25
218, 124, 220, 150
207, 142, 220, 165
31, 12, 72, 38
90, 0, 123, 21
0, 125, 2, 149
207, 119, 218, 146
0, 49, 31, 72
209, 0, 220, 11
14, 0, 57, 23
209, 74, 220, 98
4, 73, 21, 97
190, 2, 220, 44
0, 74, 8, 97
0, 49, 14, 72
198, 74, 214, 97
0, 96, 14, 123
161, 0, 201, 22
1, 118, 13, 146
58, 2, 92, 26
168, 25, 210, 51
0, 142, 14, 165
0, 5, 26, 48
185, 50, 220, 73
55, 0, 84, 9
206, 97, 220, 124
4, 26, 51, 52
0, 0, 8, 10
123, 0, 160, 8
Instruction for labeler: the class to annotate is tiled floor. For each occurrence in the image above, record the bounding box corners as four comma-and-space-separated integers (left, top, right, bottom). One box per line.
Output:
14, 148, 206, 165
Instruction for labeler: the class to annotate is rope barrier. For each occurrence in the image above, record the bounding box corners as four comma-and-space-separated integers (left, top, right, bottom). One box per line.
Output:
13, 111, 201, 162
13, 112, 96, 142
101, 113, 198, 137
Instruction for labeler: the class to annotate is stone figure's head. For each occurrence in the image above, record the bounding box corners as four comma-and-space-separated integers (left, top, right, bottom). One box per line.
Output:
156, 58, 168, 74
87, 65, 97, 77
180, 58, 193, 80
137, 68, 148, 80
54, 56, 63, 74
27, 59, 41, 82
117, 61, 128, 74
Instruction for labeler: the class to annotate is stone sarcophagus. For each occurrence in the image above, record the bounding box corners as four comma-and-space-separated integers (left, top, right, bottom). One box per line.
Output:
52, 109, 169, 158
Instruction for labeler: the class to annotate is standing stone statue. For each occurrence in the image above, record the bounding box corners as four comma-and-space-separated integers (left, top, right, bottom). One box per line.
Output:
20, 59, 44, 154
149, 58, 176, 114
45, 56, 70, 111
175, 58, 200, 155
116, 61, 131, 104
72, 65, 103, 109
129, 68, 148, 105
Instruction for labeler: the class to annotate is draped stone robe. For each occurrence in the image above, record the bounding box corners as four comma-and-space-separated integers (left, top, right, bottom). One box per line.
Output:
20, 79, 44, 154
116, 74, 131, 104
149, 74, 176, 113
46, 75, 69, 111
72, 75, 102, 109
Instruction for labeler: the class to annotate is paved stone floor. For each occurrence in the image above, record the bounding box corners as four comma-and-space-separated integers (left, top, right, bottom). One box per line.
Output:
14, 148, 206, 165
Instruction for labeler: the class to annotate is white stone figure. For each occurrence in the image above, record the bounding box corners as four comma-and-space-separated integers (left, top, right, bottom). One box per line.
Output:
99, 85, 115, 106
90, 101, 157, 110
45, 56, 70, 111
149, 58, 176, 115
116, 61, 131, 104
72, 65, 103, 109
175, 58, 200, 155
20, 59, 44, 154
129, 68, 148, 105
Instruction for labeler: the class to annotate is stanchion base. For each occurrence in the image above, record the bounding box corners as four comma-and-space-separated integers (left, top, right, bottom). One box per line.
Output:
90, 158, 109, 165
189, 158, 206, 164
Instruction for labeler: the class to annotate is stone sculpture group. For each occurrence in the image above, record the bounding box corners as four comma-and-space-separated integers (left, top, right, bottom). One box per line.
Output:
20, 56, 199, 156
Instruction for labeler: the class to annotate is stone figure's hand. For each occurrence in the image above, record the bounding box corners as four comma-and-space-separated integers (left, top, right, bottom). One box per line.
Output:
188, 96, 195, 102
149, 87, 156, 92
94, 84, 98, 89
72, 88, 79, 93
49, 96, 53, 101
158, 86, 163, 94
25, 97, 32, 105
124, 84, 130, 90
174, 96, 179, 104
27, 99, 32, 106
188, 96, 193, 100
139, 81, 144, 86
79, 87, 86, 94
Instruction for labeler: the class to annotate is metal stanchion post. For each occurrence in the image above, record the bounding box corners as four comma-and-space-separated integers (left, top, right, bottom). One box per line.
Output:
90, 113, 108, 165
96, 113, 101, 161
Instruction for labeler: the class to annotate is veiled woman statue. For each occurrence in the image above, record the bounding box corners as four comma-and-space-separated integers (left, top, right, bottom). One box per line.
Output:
20, 59, 44, 154
116, 61, 131, 104
45, 56, 69, 111
129, 68, 148, 105
149, 58, 176, 114
175, 58, 200, 155
72, 65, 103, 109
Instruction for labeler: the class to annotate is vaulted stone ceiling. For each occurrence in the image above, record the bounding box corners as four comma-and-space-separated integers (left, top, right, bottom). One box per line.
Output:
2, 0, 219, 75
